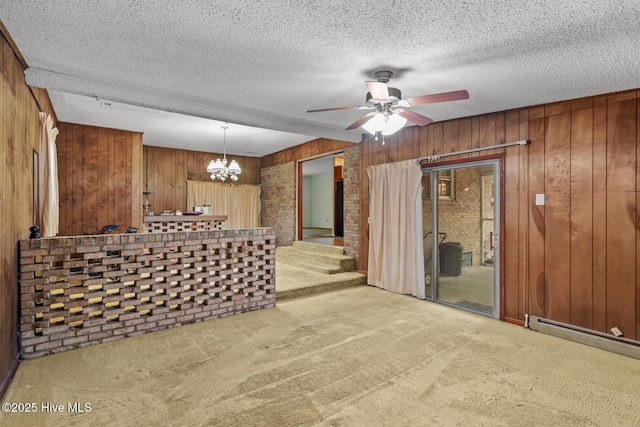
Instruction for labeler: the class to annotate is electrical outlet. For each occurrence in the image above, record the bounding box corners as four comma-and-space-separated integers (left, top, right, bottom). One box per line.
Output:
611, 327, 623, 337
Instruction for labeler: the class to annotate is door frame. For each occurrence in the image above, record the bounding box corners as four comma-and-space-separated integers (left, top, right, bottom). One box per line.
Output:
296, 151, 344, 241
420, 154, 505, 320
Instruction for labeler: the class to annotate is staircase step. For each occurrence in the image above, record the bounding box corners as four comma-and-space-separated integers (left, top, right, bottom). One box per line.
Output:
292, 240, 345, 256
276, 246, 355, 273
276, 255, 343, 274
276, 261, 366, 301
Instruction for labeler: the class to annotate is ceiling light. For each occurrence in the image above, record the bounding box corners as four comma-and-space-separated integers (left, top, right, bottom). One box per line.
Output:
207, 124, 241, 182
361, 112, 407, 137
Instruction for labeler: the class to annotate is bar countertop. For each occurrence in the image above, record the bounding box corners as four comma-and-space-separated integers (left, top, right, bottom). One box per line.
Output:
143, 214, 228, 223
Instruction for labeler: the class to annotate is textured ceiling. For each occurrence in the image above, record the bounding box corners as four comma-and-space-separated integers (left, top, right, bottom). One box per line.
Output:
1, 1, 639, 157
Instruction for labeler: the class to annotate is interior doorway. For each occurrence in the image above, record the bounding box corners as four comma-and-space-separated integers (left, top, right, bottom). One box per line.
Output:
297, 153, 344, 246
422, 159, 500, 318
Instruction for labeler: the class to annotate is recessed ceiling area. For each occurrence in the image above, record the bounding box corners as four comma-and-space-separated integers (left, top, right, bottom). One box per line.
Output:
2, 1, 639, 157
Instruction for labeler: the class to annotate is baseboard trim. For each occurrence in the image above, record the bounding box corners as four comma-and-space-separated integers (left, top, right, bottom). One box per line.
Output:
529, 316, 640, 360
504, 316, 525, 327
0, 353, 20, 399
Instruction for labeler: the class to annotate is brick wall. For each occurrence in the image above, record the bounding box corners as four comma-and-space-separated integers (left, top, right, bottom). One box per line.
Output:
19, 228, 275, 359
261, 162, 296, 246
343, 146, 360, 267
422, 168, 484, 268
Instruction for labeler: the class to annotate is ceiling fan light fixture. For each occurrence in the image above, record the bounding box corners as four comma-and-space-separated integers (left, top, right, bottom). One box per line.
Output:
381, 113, 407, 135
362, 112, 407, 136
361, 113, 386, 135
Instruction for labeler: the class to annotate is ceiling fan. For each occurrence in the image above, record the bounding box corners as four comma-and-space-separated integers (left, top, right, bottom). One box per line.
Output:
307, 70, 469, 140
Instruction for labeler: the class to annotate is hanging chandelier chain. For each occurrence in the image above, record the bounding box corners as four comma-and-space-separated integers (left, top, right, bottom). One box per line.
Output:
222, 124, 228, 160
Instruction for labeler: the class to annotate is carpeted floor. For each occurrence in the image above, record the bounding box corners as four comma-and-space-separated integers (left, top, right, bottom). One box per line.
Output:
1, 286, 639, 426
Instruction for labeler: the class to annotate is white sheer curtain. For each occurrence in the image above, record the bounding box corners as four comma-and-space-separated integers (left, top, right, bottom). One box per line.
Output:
186, 180, 261, 229
38, 112, 59, 237
367, 159, 425, 298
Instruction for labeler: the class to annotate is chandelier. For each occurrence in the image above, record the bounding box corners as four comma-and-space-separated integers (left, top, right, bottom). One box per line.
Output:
207, 124, 241, 182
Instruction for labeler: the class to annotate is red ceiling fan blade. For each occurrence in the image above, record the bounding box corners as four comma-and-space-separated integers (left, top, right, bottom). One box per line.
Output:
345, 112, 375, 130
307, 105, 362, 113
398, 109, 433, 127
366, 81, 389, 100
406, 90, 469, 106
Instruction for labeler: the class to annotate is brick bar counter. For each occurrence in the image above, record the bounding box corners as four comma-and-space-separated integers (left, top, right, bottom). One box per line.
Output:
19, 228, 275, 358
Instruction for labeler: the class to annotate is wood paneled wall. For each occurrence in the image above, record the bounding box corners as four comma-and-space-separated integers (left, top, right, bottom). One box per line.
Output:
56, 122, 143, 236
0, 28, 55, 397
143, 146, 261, 214
358, 90, 640, 340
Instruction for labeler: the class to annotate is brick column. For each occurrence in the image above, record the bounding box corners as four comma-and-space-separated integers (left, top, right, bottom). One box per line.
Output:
343, 146, 360, 268
260, 161, 296, 246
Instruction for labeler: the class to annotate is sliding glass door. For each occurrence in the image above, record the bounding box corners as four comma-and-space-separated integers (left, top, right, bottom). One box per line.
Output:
422, 160, 499, 318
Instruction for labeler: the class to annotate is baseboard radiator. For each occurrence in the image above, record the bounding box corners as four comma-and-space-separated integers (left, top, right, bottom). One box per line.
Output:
529, 316, 640, 360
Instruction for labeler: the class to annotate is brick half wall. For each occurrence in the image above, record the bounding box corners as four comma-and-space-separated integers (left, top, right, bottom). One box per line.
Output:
19, 229, 276, 359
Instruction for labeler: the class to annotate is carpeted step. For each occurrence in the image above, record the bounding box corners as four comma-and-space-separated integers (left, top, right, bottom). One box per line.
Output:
276, 246, 356, 274
292, 240, 346, 256
276, 275, 366, 301
276, 261, 366, 301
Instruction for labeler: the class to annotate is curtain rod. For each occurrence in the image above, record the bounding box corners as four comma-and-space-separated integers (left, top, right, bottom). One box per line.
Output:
418, 139, 529, 163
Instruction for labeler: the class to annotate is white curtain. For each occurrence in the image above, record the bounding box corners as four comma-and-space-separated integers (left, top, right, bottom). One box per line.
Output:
38, 112, 59, 237
186, 180, 261, 229
367, 159, 425, 298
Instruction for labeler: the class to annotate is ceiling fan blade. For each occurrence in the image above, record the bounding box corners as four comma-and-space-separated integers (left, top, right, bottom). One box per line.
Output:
345, 112, 375, 130
366, 81, 389, 100
398, 109, 433, 127
307, 104, 375, 113
406, 90, 469, 106
307, 105, 361, 113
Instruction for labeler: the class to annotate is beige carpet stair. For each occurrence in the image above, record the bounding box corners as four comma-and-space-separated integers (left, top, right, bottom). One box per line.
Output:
276, 241, 366, 301
276, 241, 356, 274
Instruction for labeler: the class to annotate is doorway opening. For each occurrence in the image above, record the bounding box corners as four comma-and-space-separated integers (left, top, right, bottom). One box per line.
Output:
422, 159, 500, 318
297, 153, 344, 246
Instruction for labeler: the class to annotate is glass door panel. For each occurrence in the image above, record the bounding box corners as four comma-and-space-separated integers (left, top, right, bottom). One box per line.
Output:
422, 161, 498, 317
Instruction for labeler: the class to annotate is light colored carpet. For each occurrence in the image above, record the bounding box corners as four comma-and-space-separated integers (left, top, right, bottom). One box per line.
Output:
1, 286, 639, 426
